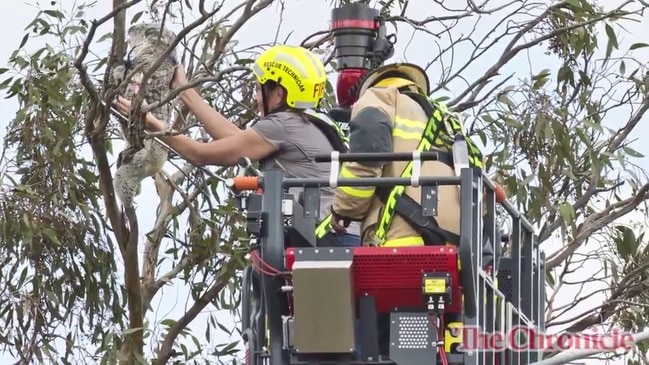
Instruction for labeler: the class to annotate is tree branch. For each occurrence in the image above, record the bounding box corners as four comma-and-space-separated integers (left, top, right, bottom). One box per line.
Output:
546, 182, 649, 270
538, 98, 649, 243
152, 259, 241, 365
449, 2, 635, 111
120, 207, 143, 365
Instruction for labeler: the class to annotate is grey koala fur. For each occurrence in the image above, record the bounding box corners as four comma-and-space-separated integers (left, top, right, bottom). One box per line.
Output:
108, 23, 178, 208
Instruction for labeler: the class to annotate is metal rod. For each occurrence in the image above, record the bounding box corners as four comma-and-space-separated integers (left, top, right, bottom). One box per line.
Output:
283, 176, 461, 188
459, 168, 476, 317
314, 151, 441, 162
511, 218, 522, 311
539, 251, 546, 331
522, 230, 533, 320
259, 169, 289, 365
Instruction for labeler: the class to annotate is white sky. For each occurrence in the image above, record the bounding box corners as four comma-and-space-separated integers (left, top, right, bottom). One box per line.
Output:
0, 0, 647, 364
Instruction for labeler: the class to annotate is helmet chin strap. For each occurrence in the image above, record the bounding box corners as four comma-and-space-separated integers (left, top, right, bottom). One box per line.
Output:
261, 83, 289, 117
261, 86, 270, 116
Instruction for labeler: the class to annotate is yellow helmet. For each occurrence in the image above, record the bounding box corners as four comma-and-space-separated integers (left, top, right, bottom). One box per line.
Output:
251, 45, 328, 109
357, 63, 430, 97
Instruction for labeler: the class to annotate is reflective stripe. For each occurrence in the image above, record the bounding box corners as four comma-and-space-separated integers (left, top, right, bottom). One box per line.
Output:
393, 116, 426, 140
315, 214, 332, 239
339, 166, 375, 198
272, 53, 309, 78
294, 100, 318, 109
252, 63, 264, 77
383, 236, 424, 247
395, 116, 426, 129
302, 49, 325, 78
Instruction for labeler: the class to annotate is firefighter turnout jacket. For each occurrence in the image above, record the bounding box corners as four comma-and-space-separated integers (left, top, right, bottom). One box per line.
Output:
328, 85, 483, 247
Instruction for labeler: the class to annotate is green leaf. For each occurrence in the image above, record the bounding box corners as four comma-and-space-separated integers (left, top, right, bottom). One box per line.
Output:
545, 270, 555, 287
531, 69, 551, 81
18, 33, 29, 49
623, 146, 644, 158
629, 43, 649, 50
604, 23, 618, 59
521, 172, 535, 185
43, 10, 65, 19
619, 60, 625, 75
42, 228, 61, 245
558, 202, 575, 223
131, 11, 144, 24
160, 319, 177, 327
235, 58, 254, 65
614, 225, 637, 261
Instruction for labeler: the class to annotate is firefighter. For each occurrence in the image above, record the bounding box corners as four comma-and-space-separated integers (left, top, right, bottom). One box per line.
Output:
326, 62, 484, 248
113, 44, 361, 247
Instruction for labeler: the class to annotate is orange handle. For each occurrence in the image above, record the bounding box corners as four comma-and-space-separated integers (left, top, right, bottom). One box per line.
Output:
228, 176, 260, 191
494, 183, 507, 204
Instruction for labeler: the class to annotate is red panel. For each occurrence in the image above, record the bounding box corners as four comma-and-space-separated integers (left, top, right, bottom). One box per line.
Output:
285, 245, 461, 314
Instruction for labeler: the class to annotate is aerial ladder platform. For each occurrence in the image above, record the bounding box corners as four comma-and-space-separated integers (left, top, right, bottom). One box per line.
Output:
230, 151, 550, 365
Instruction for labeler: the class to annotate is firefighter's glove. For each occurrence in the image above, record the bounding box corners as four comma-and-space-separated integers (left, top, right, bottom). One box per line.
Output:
330, 207, 350, 235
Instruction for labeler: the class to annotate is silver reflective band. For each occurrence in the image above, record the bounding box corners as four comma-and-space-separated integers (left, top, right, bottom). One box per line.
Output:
293, 100, 318, 109
329, 151, 340, 188
272, 53, 309, 78
411, 150, 421, 187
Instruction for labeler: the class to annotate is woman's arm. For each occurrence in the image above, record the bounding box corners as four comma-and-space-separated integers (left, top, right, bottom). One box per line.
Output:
148, 112, 276, 166
180, 88, 242, 140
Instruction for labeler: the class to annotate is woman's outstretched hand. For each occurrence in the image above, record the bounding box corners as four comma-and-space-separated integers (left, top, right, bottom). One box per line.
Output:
112, 96, 164, 131
112, 95, 138, 116
171, 65, 189, 90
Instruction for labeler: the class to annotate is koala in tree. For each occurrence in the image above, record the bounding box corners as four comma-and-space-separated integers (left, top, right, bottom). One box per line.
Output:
108, 23, 178, 208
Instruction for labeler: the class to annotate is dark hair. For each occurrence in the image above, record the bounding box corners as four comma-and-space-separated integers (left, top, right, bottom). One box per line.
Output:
262, 80, 288, 104
262, 79, 317, 114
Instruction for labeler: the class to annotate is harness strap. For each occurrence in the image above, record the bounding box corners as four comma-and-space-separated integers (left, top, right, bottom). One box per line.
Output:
374, 92, 482, 246
375, 186, 461, 246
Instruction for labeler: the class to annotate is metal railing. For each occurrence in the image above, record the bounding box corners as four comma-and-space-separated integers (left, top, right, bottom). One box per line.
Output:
233, 151, 631, 365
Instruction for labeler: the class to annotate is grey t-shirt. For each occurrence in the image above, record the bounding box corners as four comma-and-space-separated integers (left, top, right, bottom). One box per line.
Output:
251, 111, 361, 236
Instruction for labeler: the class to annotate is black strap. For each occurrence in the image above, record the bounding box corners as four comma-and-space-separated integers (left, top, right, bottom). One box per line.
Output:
375, 149, 460, 246
306, 115, 348, 153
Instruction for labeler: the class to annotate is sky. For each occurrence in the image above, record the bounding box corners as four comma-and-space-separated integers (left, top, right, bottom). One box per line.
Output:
0, 0, 647, 364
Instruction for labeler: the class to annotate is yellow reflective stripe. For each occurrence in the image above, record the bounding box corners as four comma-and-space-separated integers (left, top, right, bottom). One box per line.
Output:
339, 165, 376, 198
383, 236, 424, 247
395, 116, 426, 129
392, 129, 423, 140
394, 116, 426, 140
315, 214, 332, 239
340, 166, 357, 178
340, 186, 375, 198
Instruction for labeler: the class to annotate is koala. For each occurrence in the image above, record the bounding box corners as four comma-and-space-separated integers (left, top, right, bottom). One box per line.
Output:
108, 23, 178, 208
